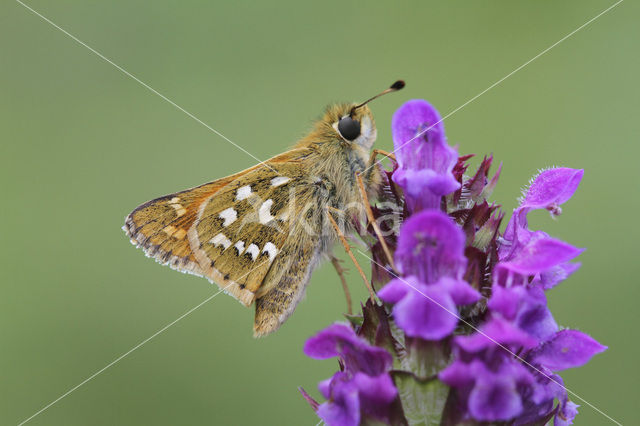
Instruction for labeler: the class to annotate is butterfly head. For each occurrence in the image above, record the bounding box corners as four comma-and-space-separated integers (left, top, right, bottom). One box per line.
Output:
325, 80, 405, 150
332, 80, 404, 149
332, 103, 376, 150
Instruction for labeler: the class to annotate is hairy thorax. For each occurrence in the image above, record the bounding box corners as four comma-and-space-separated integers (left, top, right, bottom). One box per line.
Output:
298, 140, 381, 258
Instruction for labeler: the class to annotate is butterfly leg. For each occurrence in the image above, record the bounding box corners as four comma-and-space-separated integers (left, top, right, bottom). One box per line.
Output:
330, 255, 352, 315
355, 172, 397, 272
369, 148, 396, 164
326, 207, 376, 302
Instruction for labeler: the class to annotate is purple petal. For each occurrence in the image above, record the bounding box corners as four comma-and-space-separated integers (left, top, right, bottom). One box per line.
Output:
442, 358, 538, 422
439, 360, 476, 387
535, 262, 581, 290
395, 210, 466, 283
317, 373, 360, 426
392, 168, 460, 213
527, 371, 566, 405
393, 168, 461, 197
437, 277, 481, 305
391, 99, 460, 212
392, 99, 447, 167
304, 323, 393, 376
543, 374, 579, 426
487, 285, 522, 320
392, 283, 459, 340
498, 235, 583, 276
500, 169, 583, 264
488, 286, 558, 341
318, 377, 333, 400
468, 374, 523, 421
555, 401, 579, 426
455, 317, 538, 353
516, 298, 558, 341
530, 329, 607, 371
315, 372, 397, 426
353, 373, 398, 421
498, 207, 532, 262
304, 323, 360, 359
514, 398, 555, 426
377, 278, 410, 304
521, 168, 583, 211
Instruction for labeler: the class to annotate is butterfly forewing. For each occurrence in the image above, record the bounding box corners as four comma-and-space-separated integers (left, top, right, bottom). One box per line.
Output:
189, 161, 308, 306
123, 160, 270, 274
124, 149, 314, 309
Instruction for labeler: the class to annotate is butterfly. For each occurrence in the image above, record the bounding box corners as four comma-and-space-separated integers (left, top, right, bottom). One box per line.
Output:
123, 81, 404, 336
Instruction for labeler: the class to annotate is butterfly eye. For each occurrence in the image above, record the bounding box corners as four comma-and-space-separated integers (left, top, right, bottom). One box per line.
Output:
337, 116, 361, 141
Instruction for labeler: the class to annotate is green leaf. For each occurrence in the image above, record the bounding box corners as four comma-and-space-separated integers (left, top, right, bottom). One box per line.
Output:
392, 371, 449, 426
400, 337, 451, 379
344, 312, 364, 328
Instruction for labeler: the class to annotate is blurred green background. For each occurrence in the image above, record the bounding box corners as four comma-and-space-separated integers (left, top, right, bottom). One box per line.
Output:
1, 1, 638, 424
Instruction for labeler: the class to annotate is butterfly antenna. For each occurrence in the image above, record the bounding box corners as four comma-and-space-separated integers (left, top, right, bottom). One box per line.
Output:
350, 80, 405, 116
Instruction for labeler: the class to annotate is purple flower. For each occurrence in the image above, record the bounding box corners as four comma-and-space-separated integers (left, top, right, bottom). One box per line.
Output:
316, 372, 398, 425
528, 329, 607, 372
453, 316, 539, 355
303, 324, 398, 426
438, 167, 605, 424
379, 210, 479, 340
393, 209, 467, 283
556, 401, 580, 426
521, 328, 605, 425
500, 168, 583, 260
488, 285, 558, 341
439, 317, 605, 424
520, 168, 584, 213
442, 286, 605, 423
304, 323, 392, 376
379, 276, 468, 340
300, 100, 607, 426
391, 100, 460, 212
316, 372, 359, 426
497, 168, 585, 293
440, 358, 534, 421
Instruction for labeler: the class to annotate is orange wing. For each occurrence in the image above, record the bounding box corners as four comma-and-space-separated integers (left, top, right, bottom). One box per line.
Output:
123, 162, 269, 272
123, 150, 307, 290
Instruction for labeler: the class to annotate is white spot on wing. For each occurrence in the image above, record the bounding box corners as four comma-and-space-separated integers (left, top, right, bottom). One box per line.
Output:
234, 240, 245, 255
270, 176, 290, 187
168, 197, 186, 217
246, 243, 259, 261
262, 242, 278, 262
259, 199, 275, 224
218, 207, 237, 227
210, 233, 231, 250
278, 209, 290, 222
236, 185, 252, 201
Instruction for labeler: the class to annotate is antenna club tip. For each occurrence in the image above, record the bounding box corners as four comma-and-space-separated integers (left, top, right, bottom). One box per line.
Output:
391, 80, 405, 91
